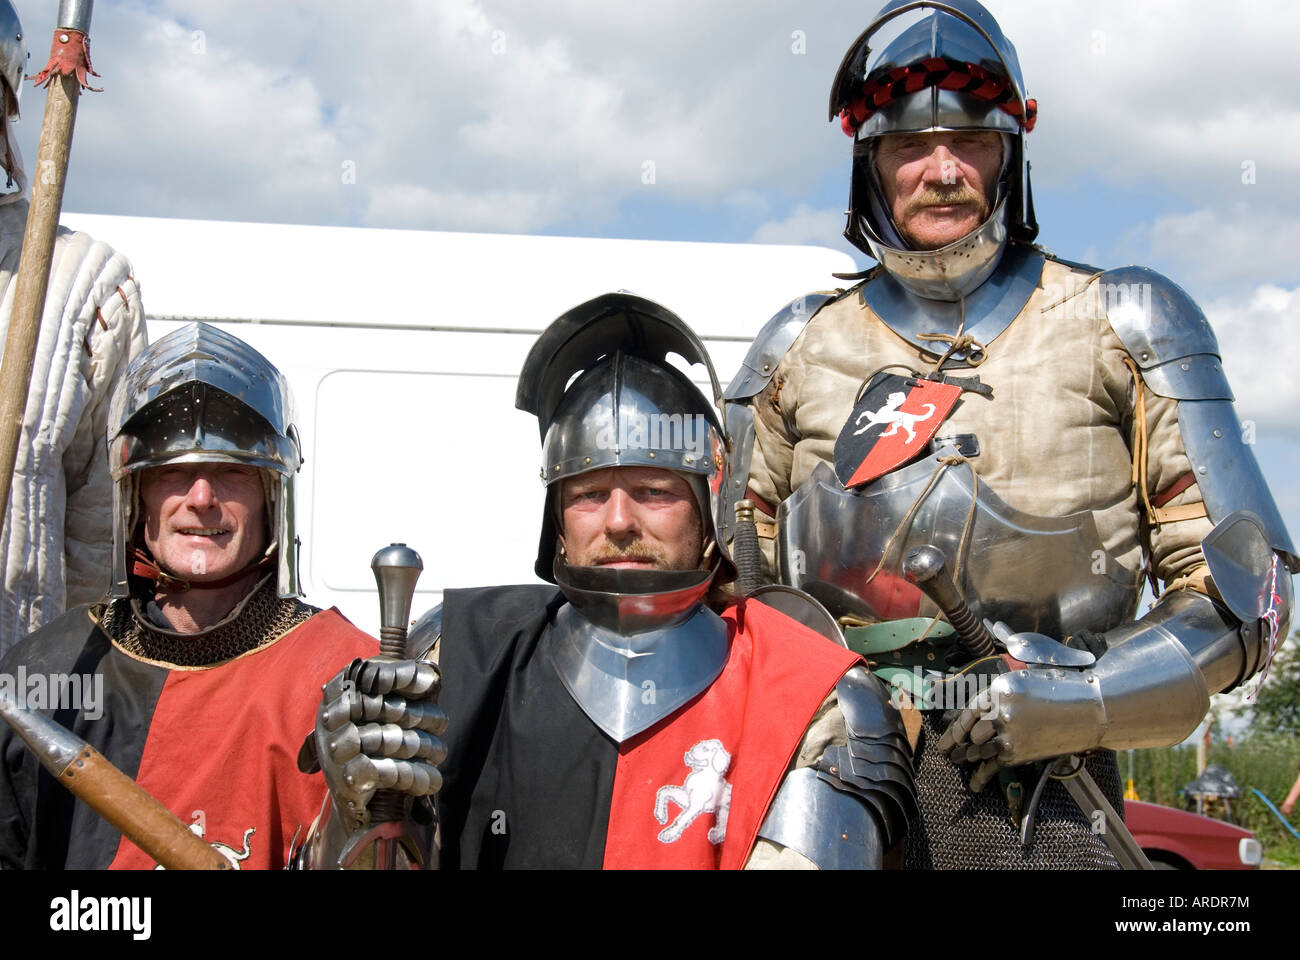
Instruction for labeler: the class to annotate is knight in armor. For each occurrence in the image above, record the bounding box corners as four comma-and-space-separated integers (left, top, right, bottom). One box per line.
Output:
0, 323, 376, 868
0, 0, 147, 654
301, 293, 916, 869
723, 0, 1295, 869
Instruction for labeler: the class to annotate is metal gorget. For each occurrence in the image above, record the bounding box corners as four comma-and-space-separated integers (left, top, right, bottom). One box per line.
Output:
549, 563, 729, 743
778, 452, 1142, 641
862, 241, 1044, 364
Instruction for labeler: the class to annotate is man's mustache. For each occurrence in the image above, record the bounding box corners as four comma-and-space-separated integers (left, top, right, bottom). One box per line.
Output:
903, 185, 988, 219
587, 539, 668, 566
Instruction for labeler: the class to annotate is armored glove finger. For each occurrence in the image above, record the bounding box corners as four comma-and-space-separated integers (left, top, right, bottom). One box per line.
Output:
330, 689, 448, 734
969, 758, 1003, 794
309, 658, 447, 823
330, 722, 447, 764
937, 687, 995, 759
351, 658, 440, 699
938, 693, 1018, 792
342, 755, 444, 796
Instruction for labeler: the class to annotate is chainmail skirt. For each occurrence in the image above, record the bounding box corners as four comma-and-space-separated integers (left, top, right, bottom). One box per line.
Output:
904, 714, 1123, 870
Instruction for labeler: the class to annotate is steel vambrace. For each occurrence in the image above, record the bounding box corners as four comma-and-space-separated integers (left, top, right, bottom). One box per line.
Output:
946, 586, 1283, 774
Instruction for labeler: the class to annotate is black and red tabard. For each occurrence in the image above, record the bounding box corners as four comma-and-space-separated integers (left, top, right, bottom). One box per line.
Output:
436, 585, 862, 869
833, 374, 961, 488
0, 606, 376, 869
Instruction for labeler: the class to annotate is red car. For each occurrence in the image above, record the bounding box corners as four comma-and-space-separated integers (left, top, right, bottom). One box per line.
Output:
1124, 799, 1262, 870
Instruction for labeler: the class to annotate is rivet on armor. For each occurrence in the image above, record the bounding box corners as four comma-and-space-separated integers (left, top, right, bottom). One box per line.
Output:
926, 652, 935, 661
1181, 363, 1190, 371
58, 32, 69, 43
584, 457, 591, 464
1213, 429, 1223, 439
762, 363, 771, 372
648, 451, 655, 458
1199, 466, 1208, 475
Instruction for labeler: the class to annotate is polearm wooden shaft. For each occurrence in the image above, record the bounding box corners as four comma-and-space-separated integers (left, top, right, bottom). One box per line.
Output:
0, 0, 93, 535
0, 688, 230, 869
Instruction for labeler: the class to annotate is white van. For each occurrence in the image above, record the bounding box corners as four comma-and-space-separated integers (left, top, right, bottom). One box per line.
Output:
63, 213, 855, 635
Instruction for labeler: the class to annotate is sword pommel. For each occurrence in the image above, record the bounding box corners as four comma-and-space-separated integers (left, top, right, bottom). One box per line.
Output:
371, 543, 423, 657
903, 544, 998, 659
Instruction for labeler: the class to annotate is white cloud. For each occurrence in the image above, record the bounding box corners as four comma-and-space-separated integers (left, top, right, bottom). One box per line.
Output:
750, 203, 844, 248
1110, 204, 1300, 298
1207, 283, 1300, 433
989, 0, 1300, 207
13, 0, 847, 234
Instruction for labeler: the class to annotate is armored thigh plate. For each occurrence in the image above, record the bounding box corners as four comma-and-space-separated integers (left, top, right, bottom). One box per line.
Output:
779, 451, 1143, 638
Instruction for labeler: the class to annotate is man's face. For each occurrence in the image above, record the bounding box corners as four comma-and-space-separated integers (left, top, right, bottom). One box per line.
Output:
140, 463, 267, 583
559, 466, 703, 572
874, 130, 1003, 250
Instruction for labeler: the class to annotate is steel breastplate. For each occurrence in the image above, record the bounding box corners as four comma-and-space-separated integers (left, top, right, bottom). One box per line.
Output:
861, 243, 1044, 363
778, 452, 1142, 640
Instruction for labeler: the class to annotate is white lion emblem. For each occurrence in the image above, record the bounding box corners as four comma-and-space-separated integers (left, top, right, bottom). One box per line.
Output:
653, 738, 732, 845
853, 391, 936, 444
153, 821, 255, 870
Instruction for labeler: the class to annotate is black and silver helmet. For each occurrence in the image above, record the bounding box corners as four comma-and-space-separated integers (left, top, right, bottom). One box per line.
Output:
106, 323, 303, 598
516, 292, 735, 589
830, 0, 1038, 300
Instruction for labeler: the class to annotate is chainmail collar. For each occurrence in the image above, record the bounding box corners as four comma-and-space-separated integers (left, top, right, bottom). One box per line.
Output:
99, 574, 318, 668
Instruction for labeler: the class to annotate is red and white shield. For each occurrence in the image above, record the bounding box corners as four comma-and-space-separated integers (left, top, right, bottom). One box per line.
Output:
833, 374, 961, 488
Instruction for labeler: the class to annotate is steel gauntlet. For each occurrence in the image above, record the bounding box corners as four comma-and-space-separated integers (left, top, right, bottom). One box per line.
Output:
942, 584, 1280, 786
296, 656, 447, 868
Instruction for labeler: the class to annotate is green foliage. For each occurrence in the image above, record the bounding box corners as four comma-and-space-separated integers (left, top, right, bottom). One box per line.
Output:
1124, 733, 1300, 868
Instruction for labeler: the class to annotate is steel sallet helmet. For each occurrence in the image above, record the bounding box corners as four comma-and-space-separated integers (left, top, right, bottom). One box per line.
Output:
515, 292, 736, 602
0, 0, 23, 119
830, 0, 1038, 301
106, 322, 303, 598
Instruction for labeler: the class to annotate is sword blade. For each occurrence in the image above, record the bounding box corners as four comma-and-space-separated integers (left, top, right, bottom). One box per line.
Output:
1056, 759, 1153, 870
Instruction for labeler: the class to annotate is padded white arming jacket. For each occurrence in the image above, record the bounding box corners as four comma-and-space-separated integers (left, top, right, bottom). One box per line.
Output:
0, 197, 145, 653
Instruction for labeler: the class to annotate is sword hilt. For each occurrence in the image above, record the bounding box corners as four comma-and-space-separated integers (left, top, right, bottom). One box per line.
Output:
732, 500, 764, 597
902, 544, 998, 660
368, 544, 424, 837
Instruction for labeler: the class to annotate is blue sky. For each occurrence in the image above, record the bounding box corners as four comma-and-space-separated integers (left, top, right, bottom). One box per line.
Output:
10, 0, 1298, 596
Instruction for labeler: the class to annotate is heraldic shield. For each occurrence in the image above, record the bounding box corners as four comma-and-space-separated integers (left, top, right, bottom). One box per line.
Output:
833, 373, 961, 488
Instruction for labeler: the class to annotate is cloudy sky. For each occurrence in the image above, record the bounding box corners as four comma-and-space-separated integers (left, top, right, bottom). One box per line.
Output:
10, 0, 1298, 579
